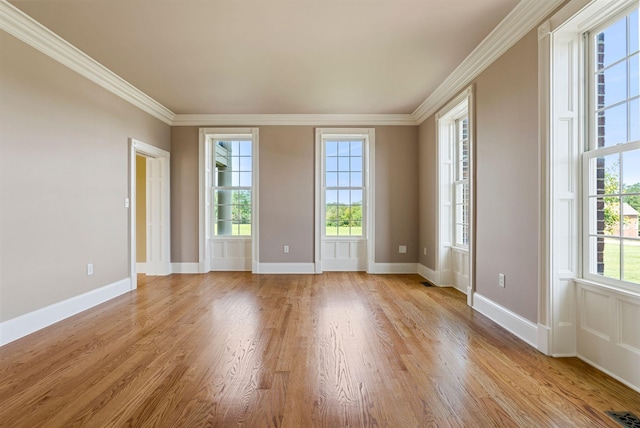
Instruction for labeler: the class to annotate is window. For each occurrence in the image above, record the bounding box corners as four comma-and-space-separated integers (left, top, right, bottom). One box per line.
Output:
324, 139, 365, 237
584, 7, 640, 287
454, 116, 470, 248
212, 139, 253, 236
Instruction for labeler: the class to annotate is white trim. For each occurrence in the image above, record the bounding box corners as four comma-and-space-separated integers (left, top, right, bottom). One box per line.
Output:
417, 263, 440, 285
0, 1, 174, 125
256, 263, 317, 274
413, 0, 564, 123
472, 293, 539, 348
173, 114, 416, 127
367, 263, 418, 274
199, 128, 259, 273
0, 278, 130, 347
129, 139, 171, 290
171, 263, 200, 274
136, 262, 146, 274
537, 324, 551, 354
315, 128, 375, 273
436, 86, 475, 305
577, 355, 640, 394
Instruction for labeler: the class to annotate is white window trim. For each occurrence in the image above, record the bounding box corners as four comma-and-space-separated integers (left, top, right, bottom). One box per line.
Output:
314, 128, 375, 273
539, 0, 638, 354
199, 128, 259, 273
436, 86, 475, 305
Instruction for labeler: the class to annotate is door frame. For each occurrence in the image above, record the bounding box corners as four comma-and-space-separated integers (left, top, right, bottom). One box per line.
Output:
128, 138, 171, 289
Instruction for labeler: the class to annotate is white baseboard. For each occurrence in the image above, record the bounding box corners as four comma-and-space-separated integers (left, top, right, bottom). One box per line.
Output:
256, 263, 316, 274
577, 355, 640, 394
211, 258, 251, 271
322, 258, 366, 272
472, 293, 538, 348
537, 323, 551, 355
136, 262, 146, 274
171, 263, 200, 274
367, 263, 418, 274
0, 278, 131, 347
417, 263, 437, 284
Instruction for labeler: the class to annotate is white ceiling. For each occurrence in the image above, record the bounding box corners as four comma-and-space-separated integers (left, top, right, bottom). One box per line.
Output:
9, 0, 520, 115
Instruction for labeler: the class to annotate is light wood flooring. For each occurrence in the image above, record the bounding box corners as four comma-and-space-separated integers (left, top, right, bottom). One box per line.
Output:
0, 272, 639, 427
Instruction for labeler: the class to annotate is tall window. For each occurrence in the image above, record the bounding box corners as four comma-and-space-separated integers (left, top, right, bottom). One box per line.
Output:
454, 117, 470, 248
212, 139, 252, 236
324, 139, 365, 237
584, 7, 639, 286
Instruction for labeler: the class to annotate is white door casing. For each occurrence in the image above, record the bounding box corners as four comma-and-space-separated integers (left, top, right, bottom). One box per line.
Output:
128, 138, 171, 290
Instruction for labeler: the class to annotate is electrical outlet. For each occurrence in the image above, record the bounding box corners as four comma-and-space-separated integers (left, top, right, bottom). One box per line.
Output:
283, 245, 289, 254
87, 263, 94, 276
423, 247, 427, 256
498, 273, 505, 288
399, 245, 407, 254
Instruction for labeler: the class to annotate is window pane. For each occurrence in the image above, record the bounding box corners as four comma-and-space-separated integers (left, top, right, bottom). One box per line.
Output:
598, 238, 620, 279
338, 172, 350, 186
338, 157, 350, 171
351, 189, 363, 205
338, 142, 350, 155
630, 98, 639, 142
622, 239, 640, 284
326, 141, 338, 156
630, 9, 639, 54
239, 156, 252, 172
326, 204, 338, 222
622, 195, 640, 235
326, 190, 337, 204
326, 221, 338, 236
239, 172, 252, 186
326, 156, 338, 172
350, 157, 362, 172
350, 221, 363, 236
597, 61, 626, 107
326, 172, 337, 187
596, 16, 627, 69
623, 149, 640, 191
239, 141, 251, 156
597, 153, 620, 196
350, 172, 362, 187
597, 103, 627, 148
604, 196, 622, 236
338, 189, 350, 205
630, 54, 639, 97
350, 141, 363, 156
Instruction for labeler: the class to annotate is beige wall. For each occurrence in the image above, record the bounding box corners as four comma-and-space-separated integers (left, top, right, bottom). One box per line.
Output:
473, 29, 539, 322
136, 156, 147, 263
418, 116, 436, 269
0, 32, 170, 322
417, 29, 540, 322
170, 127, 199, 263
169, 125, 419, 265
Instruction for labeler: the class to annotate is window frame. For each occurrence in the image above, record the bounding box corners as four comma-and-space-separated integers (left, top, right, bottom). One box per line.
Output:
582, 5, 640, 291
314, 128, 375, 274
210, 137, 254, 238
322, 137, 367, 239
198, 127, 259, 274
453, 115, 470, 250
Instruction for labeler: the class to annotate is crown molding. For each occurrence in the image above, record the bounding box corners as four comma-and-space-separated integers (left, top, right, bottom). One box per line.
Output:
412, 0, 564, 124
172, 113, 417, 127
0, 0, 175, 125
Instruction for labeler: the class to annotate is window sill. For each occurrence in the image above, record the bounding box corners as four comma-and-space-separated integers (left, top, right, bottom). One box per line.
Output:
574, 278, 640, 300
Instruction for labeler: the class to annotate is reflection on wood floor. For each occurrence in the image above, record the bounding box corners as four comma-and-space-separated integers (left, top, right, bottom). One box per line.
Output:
0, 272, 638, 427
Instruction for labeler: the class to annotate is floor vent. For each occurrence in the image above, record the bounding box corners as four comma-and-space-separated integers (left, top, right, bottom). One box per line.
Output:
606, 411, 640, 428
420, 281, 434, 287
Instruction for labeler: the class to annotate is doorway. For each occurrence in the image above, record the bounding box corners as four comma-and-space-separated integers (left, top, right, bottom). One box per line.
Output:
129, 138, 171, 289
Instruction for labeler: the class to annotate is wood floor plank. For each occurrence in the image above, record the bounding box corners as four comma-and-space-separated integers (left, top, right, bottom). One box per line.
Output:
0, 272, 638, 427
